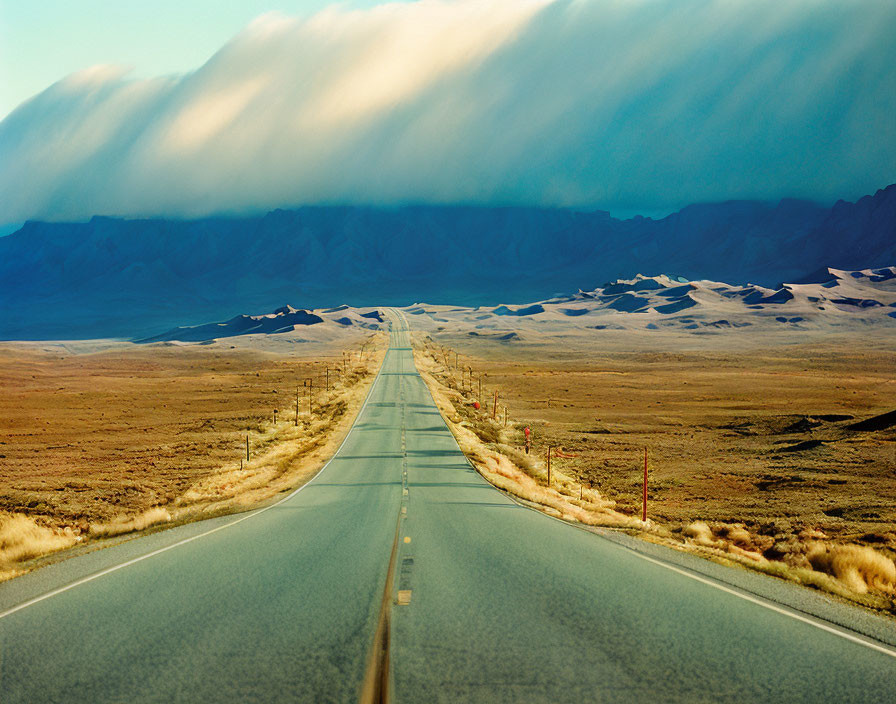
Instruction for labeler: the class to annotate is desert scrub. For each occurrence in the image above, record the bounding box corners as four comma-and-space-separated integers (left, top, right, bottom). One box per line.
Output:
412, 339, 635, 529
680, 519, 896, 612
0, 512, 80, 579
807, 542, 896, 595
89, 507, 171, 539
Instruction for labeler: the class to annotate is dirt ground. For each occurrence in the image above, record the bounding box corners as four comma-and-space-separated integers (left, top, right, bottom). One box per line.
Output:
0, 334, 381, 576
419, 330, 896, 569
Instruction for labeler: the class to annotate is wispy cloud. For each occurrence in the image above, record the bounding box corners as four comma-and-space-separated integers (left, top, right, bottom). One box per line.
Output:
1, 0, 894, 222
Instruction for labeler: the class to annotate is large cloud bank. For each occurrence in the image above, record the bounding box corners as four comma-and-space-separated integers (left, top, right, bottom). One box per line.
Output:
1, 0, 894, 222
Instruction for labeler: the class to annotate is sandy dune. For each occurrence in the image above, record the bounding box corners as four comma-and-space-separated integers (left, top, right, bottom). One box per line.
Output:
139, 304, 386, 343
403, 267, 896, 340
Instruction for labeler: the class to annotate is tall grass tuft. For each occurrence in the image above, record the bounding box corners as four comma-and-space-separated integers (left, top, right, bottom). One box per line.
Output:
0, 513, 79, 575
807, 543, 896, 595
89, 507, 171, 539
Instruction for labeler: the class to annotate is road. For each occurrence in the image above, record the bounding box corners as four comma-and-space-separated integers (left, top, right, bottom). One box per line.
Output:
2, 312, 895, 702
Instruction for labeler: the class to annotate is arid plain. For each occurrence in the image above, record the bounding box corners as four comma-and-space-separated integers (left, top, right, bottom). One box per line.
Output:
0, 333, 383, 579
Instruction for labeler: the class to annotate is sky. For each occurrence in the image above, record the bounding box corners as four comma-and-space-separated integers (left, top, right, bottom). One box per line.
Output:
0, 1, 392, 118
1, 0, 894, 224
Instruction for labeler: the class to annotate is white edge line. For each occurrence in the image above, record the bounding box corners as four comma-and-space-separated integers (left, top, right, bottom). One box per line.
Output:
405, 311, 896, 661
621, 543, 896, 659
0, 338, 392, 621
521, 483, 896, 660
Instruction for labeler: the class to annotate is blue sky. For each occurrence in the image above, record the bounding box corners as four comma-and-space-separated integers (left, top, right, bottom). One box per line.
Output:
1, 0, 894, 224
0, 0, 391, 117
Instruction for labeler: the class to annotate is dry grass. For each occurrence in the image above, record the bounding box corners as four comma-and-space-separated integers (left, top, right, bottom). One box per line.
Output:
683, 520, 715, 546
0, 512, 79, 575
808, 543, 896, 595
414, 330, 896, 613
89, 507, 172, 539
0, 333, 385, 579
414, 347, 636, 529
172, 392, 359, 514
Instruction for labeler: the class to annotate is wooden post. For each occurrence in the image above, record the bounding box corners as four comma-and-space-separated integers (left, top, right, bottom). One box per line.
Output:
492, 389, 498, 419
547, 445, 552, 485
273, 409, 277, 425
642, 447, 648, 522
454, 350, 458, 370
246, 434, 250, 462
307, 378, 313, 416
503, 406, 507, 427
295, 386, 299, 426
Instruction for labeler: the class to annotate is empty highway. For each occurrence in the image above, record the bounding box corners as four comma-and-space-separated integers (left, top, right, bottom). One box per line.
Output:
1, 313, 894, 703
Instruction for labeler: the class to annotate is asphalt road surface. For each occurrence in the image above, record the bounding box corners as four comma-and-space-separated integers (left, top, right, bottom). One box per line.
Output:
2, 313, 895, 703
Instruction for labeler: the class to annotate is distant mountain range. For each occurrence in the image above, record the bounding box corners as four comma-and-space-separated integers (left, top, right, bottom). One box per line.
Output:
0, 184, 893, 339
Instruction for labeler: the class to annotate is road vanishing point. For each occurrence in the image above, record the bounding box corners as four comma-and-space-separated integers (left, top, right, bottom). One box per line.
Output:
1, 312, 895, 702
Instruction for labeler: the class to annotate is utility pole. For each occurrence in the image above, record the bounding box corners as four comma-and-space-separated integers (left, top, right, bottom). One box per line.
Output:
642, 447, 648, 522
